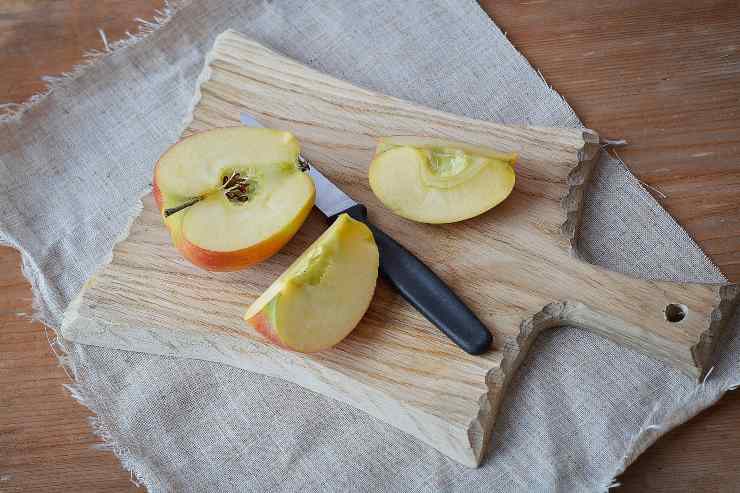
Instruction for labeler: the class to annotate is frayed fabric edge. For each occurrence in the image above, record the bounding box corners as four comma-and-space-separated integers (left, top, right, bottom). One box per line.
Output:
0, 1, 188, 489
63, 189, 151, 488
0, 0, 188, 124
599, 379, 739, 491
1, 189, 153, 489
64, 382, 149, 489
479, 4, 580, 128
605, 150, 727, 284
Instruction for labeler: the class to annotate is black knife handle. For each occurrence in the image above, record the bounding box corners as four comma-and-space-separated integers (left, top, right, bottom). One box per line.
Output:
332, 204, 492, 355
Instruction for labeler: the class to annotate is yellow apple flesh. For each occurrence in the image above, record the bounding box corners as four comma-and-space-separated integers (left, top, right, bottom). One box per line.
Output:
368, 137, 517, 224
153, 127, 315, 271
244, 213, 379, 353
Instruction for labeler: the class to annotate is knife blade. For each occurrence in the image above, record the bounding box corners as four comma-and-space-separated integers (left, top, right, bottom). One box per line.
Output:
239, 112, 492, 355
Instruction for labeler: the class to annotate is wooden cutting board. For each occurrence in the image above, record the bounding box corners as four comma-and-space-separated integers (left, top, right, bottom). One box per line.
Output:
61, 30, 738, 467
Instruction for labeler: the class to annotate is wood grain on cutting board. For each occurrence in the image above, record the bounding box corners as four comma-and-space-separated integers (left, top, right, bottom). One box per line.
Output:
59, 31, 738, 467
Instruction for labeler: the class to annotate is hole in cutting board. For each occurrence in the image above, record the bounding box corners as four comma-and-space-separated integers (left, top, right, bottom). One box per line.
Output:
665, 303, 688, 323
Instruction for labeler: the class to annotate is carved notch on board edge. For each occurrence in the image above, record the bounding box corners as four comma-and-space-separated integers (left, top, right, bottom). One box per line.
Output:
466, 132, 602, 467
560, 128, 601, 256
692, 283, 740, 374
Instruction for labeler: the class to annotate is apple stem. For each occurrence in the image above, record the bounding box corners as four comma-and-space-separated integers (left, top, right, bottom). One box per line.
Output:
164, 197, 202, 217
163, 171, 256, 217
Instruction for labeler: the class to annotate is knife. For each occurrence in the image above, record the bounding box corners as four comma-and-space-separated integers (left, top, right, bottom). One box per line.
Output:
240, 113, 492, 355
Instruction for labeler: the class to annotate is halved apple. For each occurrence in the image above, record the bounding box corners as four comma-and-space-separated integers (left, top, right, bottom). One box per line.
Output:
153, 127, 315, 271
368, 137, 517, 224
244, 213, 379, 352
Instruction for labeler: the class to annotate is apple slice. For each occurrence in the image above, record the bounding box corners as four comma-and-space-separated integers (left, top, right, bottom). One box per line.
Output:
244, 213, 379, 353
153, 127, 315, 271
368, 137, 517, 224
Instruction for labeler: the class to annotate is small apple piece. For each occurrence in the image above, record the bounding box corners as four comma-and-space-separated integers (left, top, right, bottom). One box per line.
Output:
368, 137, 517, 224
244, 214, 379, 352
152, 127, 315, 271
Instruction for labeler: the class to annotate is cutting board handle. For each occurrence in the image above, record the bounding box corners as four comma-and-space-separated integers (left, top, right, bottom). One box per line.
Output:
501, 274, 738, 382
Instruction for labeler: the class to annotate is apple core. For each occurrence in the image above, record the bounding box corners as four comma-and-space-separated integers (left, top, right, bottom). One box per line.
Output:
369, 137, 517, 224
153, 127, 315, 271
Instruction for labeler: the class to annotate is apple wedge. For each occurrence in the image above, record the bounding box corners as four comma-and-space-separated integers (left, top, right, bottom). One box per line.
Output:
368, 137, 517, 224
245, 213, 379, 353
153, 127, 315, 271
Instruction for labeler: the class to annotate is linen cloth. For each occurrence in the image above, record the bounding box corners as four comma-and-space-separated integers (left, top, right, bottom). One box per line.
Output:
1, 1, 737, 491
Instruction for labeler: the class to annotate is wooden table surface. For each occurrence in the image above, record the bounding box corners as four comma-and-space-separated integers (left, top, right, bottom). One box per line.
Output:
1, 1, 738, 491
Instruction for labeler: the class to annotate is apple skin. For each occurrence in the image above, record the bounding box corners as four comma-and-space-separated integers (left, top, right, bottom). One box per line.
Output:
154, 177, 313, 271
244, 288, 375, 354
152, 130, 315, 272
244, 214, 379, 353
246, 300, 288, 349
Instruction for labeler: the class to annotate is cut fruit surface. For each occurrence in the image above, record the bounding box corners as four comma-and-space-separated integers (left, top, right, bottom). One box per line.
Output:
369, 137, 517, 224
153, 127, 315, 271
245, 213, 379, 353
